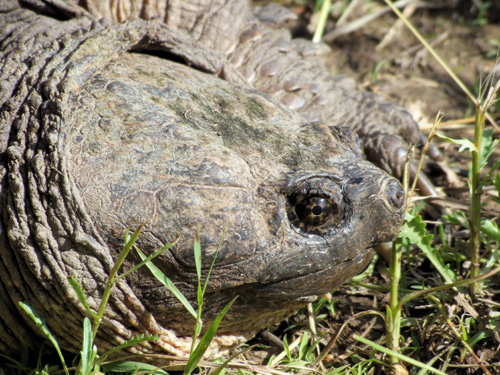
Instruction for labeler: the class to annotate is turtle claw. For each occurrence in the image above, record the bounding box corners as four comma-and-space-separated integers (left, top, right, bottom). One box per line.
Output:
338, 91, 443, 197
358, 125, 441, 198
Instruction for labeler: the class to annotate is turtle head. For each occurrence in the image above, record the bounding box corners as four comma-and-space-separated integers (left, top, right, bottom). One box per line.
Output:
257, 156, 406, 296
67, 53, 406, 343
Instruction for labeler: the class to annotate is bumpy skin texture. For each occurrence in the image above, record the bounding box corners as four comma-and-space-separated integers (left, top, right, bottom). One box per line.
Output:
1, 0, 406, 360
77, 0, 441, 180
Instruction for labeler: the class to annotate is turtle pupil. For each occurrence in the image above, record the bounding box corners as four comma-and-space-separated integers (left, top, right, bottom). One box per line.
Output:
312, 205, 323, 215
294, 196, 333, 227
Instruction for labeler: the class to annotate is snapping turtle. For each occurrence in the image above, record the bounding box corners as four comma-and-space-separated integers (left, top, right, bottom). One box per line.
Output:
0, 0, 411, 359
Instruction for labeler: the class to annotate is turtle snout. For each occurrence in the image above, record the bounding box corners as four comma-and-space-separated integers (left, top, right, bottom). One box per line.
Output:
370, 177, 406, 243
386, 179, 405, 210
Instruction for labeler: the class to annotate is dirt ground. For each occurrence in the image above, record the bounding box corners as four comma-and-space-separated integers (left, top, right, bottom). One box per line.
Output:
248, 1, 500, 374
315, 0, 500, 124
320, 0, 500, 372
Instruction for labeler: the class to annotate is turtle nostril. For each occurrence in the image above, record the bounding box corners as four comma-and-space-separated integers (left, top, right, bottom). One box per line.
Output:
387, 181, 405, 210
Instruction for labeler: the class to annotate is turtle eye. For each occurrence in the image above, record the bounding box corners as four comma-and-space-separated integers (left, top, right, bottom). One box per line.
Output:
285, 178, 345, 235
295, 196, 336, 226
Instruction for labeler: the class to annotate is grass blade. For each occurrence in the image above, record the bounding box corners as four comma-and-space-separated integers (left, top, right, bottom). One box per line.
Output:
202, 225, 227, 296
193, 232, 204, 318
312, 0, 331, 43
79, 317, 93, 374
102, 361, 166, 374
193, 231, 202, 285
18, 302, 69, 375
184, 296, 238, 375
68, 277, 98, 320
136, 248, 197, 319
92, 226, 147, 339
119, 235, 179, 281
354, 334, 448, 375
101, 334, 160, 361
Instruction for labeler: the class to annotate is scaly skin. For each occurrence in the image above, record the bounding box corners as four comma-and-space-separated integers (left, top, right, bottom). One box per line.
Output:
74, 0, 442, 182
1, 0, 407, 360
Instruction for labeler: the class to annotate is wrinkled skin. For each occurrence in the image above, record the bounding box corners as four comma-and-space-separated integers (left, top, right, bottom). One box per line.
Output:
0, 0, 408, 360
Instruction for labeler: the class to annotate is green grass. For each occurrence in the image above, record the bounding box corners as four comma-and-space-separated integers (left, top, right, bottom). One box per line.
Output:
332, 1, 500, 373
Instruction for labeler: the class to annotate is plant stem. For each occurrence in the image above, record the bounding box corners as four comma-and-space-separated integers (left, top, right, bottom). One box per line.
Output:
385, 135, 412, 365
313, 0, 331, 43
469, 102, 484, 296
93, 227, 142, 340
386, 237, 402, 364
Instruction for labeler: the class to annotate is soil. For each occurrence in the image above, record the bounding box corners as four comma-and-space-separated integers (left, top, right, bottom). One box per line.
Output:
316, 1, 500, 125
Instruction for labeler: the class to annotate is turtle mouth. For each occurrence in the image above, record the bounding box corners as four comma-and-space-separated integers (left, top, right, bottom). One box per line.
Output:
256, 246, 376, 297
